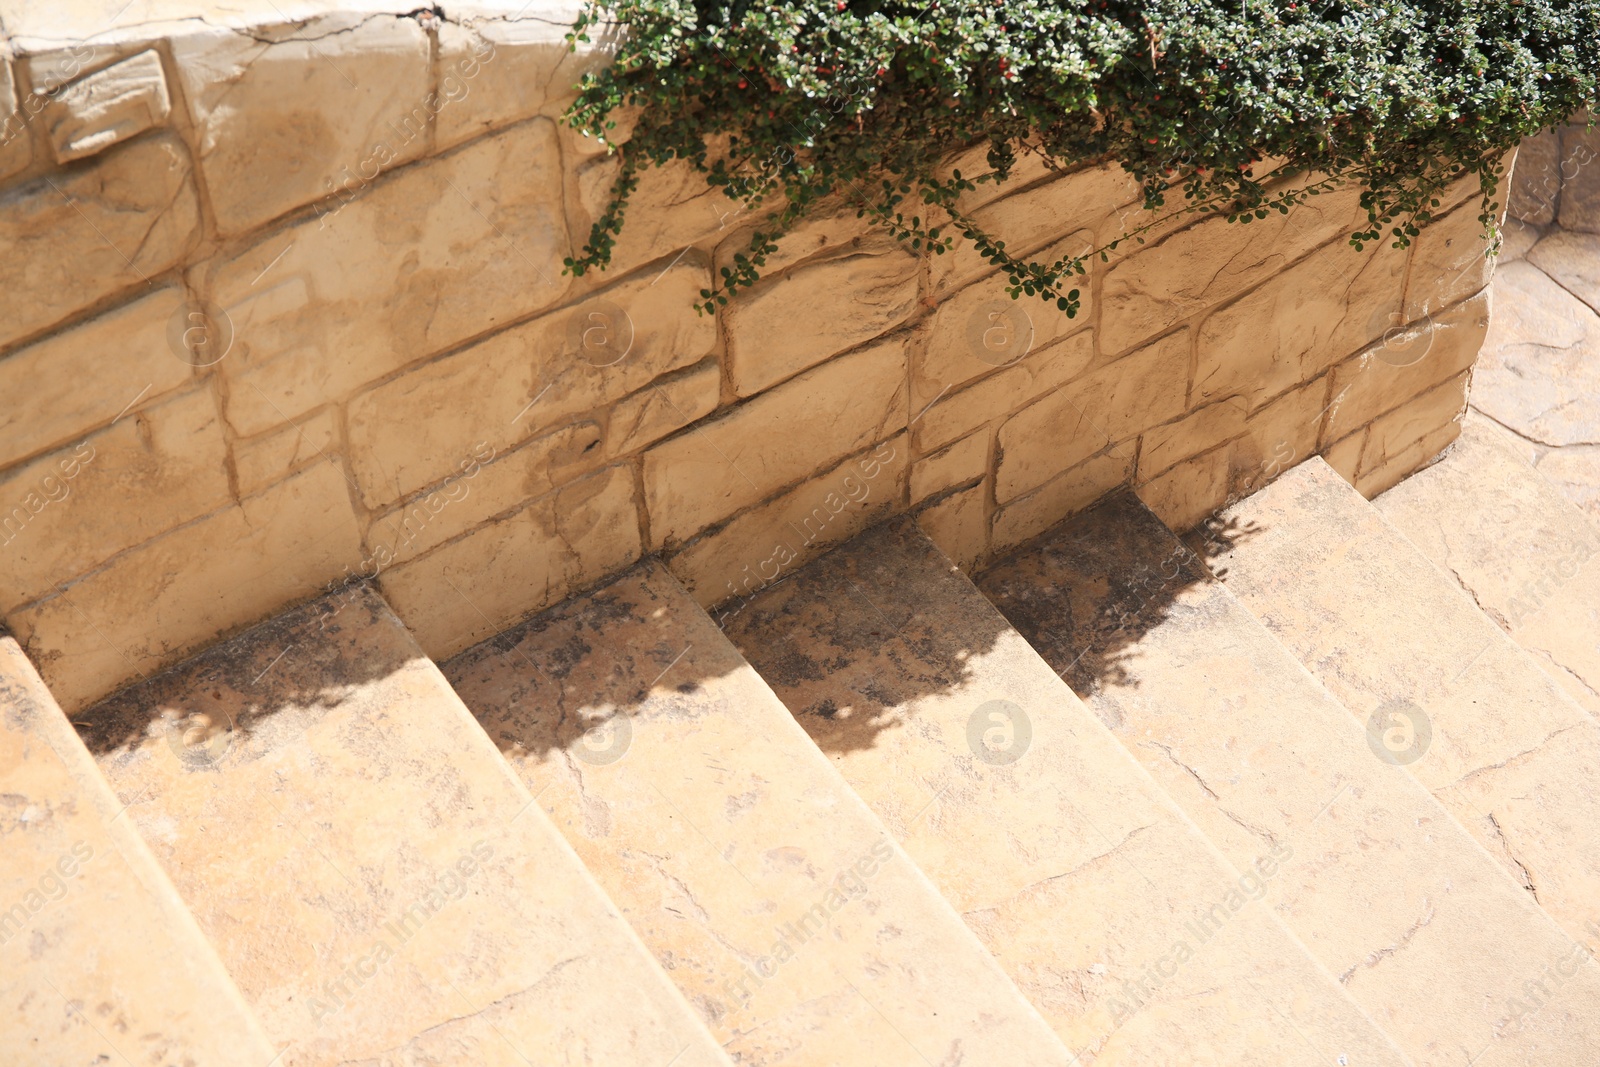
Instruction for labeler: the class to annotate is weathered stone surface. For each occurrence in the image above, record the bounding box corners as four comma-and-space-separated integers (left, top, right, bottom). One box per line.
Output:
1527, 228, 1600, 316
173, 16, 430, 236
346, 260, 712, 509
916, 480, 987, 569
1558, 124, 1600, 234
444, 562, 1077, 1066
0, 133, 199, 349
1535, 443, 1600, 526
379, 463, 640, 658
1321, 428, 1365, 484
1099, 186, 1362, 355
996, 331, 1186, 503
44, 49, 169, 162
1472, 262, 1600, 447
714, 206, 875, 281
0, 635, 276, 1066
1193, 239, 1405, 408
985, 492, 1600, 1065
1509, 128, 1561, 225
232, 406, 340, 497
911, 430, 987, 504
603, 359, 721, 459
645, 339, 907, 546
673, 436, 907, 614
912, 331, 1093, 454
725, 236, 919, 397
368, 424, 598, 566
726, 521, 1406, 1064
8, 460, 362, 711
1377, 413, 1600, 718
79, 585, 731, 1067
0, 52, 32, 180
0, 286, 191, 469
1325, 290, 1489, 443
1139, 397, 1250, 481
1136, 444, 1232, 533
577, 154, 739, 278
1403, 202, 1495, 320
915, 233, 1093, 411
932, 166, 1134, 293
1210, 458, 1600, 956
992, 447, 1133, 552
0, 387, 231, 613
205, 118, 571, 437
434, 12, 599, 150
1499, 216, 1546, 262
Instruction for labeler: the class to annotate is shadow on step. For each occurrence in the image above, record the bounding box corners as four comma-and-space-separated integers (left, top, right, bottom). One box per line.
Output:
74, 585, 418, 759
978, 491, 1267, 696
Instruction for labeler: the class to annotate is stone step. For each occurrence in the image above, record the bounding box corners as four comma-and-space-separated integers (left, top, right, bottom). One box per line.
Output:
77, 587, 731, 1067
1204, 457, 1600, 964
978, 490, 1600, 1064
441, 560, 1075, 1067
0, 633, 276, 1066
720, 519, 1408, 1066
1374, 412, 1600, 717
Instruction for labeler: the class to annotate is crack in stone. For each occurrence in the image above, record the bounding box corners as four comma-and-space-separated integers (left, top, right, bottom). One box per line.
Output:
1484, 812, 1541, 904
1441, 722, 1584, 791
962, 823, 1157, 914
1145, 740, 1219, 801
1339, 896, 1435, 984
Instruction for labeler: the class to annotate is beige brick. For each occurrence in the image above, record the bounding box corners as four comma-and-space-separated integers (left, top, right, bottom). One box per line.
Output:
644, 339, 907, 546
1357, 420, 1462, 499
672, 436, 907, 611
1403, 202, 1495, 320
8, 460, 362, 711
233, 407, 340, 497
434, 18, 603, 150
1, 133, 199, 349
713, 206, 876, 281
205, 119, 572, 437
43, 49, 169, 163
1237, 376, 1331, 483
345, 259, 712, 510
725, 236, 918, 397
173, 17, 431, 236
604, 360, 721, 459
368, 426, 601, 566
1359, 370, 1470, 480
1139, 397, 1249, 481
996, 331, 1187, 503
1559, 125, 1600, 234
577, 155, 738, 279
932, 166, 1135, 293
911, 430, 988, 505
1100, 186, 1362, 355
1325, 290, 1489, 442
992, 448, 1134, 553
914, 231, 1092, 410
0, 52, 32, 181
1193, 238, 1405, 408
912, 331, 1094, 453
939, 141, 1060, 212
1321, 429, 1365, 485
0, 287, 192, 469
1136, 444, 1233, 533
917, 481, 989, 571
0, 388, 231, 613
380, 463, 640, 659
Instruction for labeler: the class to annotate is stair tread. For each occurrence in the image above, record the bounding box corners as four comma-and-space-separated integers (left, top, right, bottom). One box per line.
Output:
980, 490, 1600, 1063
442, 559, 1073, 1067
1375, 411, 1600, 715
722, 519, 1407, 1065
1207, 457, 1600, 957
1, 635, 275, 1066
79, 587, 729, 1067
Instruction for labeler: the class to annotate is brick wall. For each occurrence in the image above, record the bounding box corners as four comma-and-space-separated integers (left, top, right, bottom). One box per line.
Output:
0, 1, 1499, 708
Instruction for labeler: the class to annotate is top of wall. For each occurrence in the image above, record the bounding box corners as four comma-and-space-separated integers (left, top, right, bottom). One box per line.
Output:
0, 0, 581, 51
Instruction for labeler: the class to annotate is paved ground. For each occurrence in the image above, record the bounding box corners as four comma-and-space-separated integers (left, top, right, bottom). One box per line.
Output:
1469, 215, 1600, 523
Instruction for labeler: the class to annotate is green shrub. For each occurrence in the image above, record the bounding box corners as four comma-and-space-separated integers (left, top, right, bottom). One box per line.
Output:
564, 0, 1599, 314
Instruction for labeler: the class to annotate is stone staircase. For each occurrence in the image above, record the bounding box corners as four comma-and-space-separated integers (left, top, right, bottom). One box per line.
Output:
11, 406, 1600, 1065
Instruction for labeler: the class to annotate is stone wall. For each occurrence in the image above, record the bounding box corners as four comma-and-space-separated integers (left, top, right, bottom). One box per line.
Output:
1507, 114, 1598, 234
0, 0, 1498, 709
